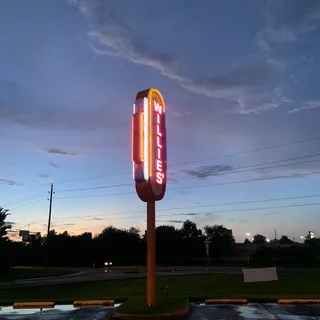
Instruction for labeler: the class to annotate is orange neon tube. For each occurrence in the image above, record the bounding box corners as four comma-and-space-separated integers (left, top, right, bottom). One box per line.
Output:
139, 112, 144, 162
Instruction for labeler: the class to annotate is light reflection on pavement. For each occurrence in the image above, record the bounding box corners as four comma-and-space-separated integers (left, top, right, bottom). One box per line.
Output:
1, 303, 320, 319
0, 305, 115, 319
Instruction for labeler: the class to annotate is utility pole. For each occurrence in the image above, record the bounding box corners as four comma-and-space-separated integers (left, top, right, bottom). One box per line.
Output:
274, 229, 277, 241
44, 183, 54, 272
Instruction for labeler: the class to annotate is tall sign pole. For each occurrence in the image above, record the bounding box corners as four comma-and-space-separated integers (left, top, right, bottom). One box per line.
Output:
131, 88, 167, 307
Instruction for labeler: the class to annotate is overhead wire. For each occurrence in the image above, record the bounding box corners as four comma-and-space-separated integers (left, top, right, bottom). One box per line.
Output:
39, 193, 320, 221
6, 134, 320, 205
54, 165, 320, 199
24, 201, 320, 223
52, 134, 320, 184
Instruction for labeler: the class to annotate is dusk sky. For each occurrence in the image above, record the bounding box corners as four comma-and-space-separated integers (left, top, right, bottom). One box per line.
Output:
1, 0, 320, 242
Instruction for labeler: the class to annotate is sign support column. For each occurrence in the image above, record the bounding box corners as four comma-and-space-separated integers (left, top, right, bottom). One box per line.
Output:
147, 201, 156, 307
132, 88, 167, 308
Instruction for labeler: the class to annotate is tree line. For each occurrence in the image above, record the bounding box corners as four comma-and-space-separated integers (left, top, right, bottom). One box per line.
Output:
1, 206, 320, 273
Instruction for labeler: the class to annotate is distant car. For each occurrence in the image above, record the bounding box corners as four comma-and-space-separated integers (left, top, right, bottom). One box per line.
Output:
93, 261, 113, 268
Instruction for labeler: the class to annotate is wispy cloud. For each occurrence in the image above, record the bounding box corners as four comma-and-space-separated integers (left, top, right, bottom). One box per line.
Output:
184, 164, 233, 179
4, 221, 15, 227
45, 148, 78, 156
38, 174, 50, 179
50, 162, 60, 169
157, 220, 184, 224
289, 100, 320, 113
0, 179, 22, 186
69, 0, 293, 115
256, 0, 320, 53
174, 213, 199, 217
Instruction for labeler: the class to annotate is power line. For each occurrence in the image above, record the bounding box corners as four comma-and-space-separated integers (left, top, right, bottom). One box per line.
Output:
54, 172, 130, 185
170, 134, 320, 167
10, 199, 46, 210
178, 155, 320, 181
2, 183, 48, 202
54, 168, 320, 199
36, 201, 320, 222
51, 134, 320, 185
168, 170, 320, 192
6, 134, 320, 203
5, 193, 47, 209
50, 193, 320, 221
54, 152, 320, 194
58, 182, 131, 193
6, 154, 320, 206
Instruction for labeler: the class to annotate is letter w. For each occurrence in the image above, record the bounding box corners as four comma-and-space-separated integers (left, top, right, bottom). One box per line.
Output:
154, 101, 162, 114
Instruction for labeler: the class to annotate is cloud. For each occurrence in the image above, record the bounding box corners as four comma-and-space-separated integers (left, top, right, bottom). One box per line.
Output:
157, 220, 184, 224
167, 177, 179, 184
4, 221, 15, 227
184, 164, 233, 179
68, 0, 293, 115
50, 162, 60, 168
171, 111, 191, 118
256, 0, 320, 53
70, 0, 182, 80
289, 100, 320, 113
38, 174, 50, 179
45, 148, 78, 156
168, 220, 184, 223
0, 179, 22, 186
92, 217, 103, 220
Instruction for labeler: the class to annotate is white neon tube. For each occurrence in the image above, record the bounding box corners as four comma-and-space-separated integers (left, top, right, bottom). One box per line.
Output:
143, 97, 149, 181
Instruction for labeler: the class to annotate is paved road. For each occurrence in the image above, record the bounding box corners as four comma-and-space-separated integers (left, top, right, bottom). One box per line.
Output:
1, 303, 320, 319
0, 266, 242, 288
0, 265, 316, 288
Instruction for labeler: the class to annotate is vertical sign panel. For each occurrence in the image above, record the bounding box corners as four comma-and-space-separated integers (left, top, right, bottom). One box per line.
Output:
132, 88, 167, 202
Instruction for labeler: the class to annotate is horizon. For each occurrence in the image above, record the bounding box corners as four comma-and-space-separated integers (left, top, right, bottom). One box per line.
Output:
1, 0, 320, 243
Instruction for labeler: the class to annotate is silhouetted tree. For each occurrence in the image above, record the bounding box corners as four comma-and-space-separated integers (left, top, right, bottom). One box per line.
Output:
0, 207, 12, 273
180, 220, 202, 239
179, 220, 203, 263
279, 235, 293, 244
0, 207, 11, 244
244, 238, 251, 244
156, 225, 182, 264
253, 234, 267, 245
204, 225, 235, 260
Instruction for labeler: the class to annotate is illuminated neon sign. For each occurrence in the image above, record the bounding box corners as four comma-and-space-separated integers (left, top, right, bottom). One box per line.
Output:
154, 101, 164, 184
131, 88, 167, 202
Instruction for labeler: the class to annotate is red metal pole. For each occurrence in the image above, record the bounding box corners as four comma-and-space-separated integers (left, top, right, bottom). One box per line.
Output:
146, 201, 156, 307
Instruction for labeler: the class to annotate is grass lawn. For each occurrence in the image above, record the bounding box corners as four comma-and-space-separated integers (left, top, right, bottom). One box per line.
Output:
1, 271, 320, 304
116, 296, 188, 315
0, 267, 77, 282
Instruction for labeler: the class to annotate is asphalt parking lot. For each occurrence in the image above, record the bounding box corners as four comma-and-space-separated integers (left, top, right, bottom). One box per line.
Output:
1, 303, 320, 319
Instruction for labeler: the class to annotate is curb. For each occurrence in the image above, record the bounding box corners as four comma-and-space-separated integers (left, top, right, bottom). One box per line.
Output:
73, 300, 114, 308
110, 300, 190, 320
278, 299, 320, 305
205, 299, 247, 305
12, 302, 55, 309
